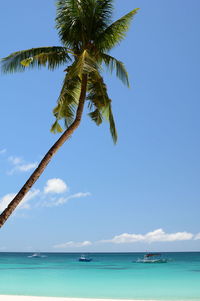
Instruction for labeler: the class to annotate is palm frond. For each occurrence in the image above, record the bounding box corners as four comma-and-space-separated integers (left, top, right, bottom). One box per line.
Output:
68, 50, 99, 79
94, 0, 113, 27
84, 0, 113, 39
88, 108, 103, 126
87, 71, 110, 108
1, 46, 71, 73
51, 73, 81, 132
107, 103, 117, 144
50, 120, 63, 133
56, 0, 85, 48
101, 53, 129, 87
56, 0, 114, 49
95, 8, 139, 51
87, 71, 117, 143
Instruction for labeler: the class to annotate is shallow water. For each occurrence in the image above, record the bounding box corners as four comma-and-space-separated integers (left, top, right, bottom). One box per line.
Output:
0, 252, 200, 300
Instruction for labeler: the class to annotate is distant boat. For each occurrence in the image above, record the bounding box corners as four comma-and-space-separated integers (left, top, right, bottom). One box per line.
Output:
28, 252, 46, 258
136, 253, 168, 263
78, 255, 92, 262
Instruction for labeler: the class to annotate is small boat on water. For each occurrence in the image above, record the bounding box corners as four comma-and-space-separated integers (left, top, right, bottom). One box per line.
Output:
28, 252, 46, 258
78, 255, 92, 262
136, 253, 168, 263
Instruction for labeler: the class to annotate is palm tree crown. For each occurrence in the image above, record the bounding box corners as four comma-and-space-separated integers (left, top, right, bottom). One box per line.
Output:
1, 0, 139, 143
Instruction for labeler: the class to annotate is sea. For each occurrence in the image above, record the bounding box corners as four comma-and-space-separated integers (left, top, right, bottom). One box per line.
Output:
0, 252, 200, 300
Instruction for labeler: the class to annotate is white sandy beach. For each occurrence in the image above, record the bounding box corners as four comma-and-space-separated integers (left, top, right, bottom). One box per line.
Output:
0, 297, 156, 301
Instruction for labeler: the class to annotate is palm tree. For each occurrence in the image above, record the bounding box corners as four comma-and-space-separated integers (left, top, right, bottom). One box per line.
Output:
0, 0, 139, 227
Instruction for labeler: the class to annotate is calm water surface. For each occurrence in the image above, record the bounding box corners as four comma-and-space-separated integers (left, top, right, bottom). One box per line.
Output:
0, 252, 200, 300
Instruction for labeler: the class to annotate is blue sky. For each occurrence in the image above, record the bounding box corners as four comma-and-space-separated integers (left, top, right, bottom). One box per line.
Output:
0, 0, 200, 252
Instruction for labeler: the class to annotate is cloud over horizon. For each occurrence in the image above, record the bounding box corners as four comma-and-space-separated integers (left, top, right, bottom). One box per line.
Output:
194, 233, 200, 240
52, 229, 200, 250
100, 229, 194, 244
53, 240, 92, 249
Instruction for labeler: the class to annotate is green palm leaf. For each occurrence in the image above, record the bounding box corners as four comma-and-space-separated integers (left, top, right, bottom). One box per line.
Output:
68, 50, 99, 79
95, 8, 139, 51
56, 0, 114, 49
56, 0, 85, 48
87, 71, 110, 108
88, 108, 103, 126
101, 53, 129, 87
107, 103, 117, 144
50, 120, 63, 133
51, 73, 81, 132
87, 71, 117, 143
1, 46, 71, 73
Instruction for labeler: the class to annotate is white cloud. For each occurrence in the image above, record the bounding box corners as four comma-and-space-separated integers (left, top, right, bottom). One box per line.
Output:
101, 229, 194, 244
0, 148, 6, 155
54, 240, 92, 249
70, 192, 91, 199
44, 178, 68, 194
194, 233, 200, 240
55, 192, 91, 206
7, 156, 38, 174
0, 177, 90, 213
17, 162, 38, 172
53, 229, 198, 249
0, 189, 40, 212
8, 156, 23, 165
41, 192, 91, 207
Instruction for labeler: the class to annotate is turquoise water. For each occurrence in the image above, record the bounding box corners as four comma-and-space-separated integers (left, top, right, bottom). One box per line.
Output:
0, 252, 200, 300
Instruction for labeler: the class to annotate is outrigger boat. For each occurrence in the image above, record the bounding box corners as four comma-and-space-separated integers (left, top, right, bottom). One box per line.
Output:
136, 253, 168, 263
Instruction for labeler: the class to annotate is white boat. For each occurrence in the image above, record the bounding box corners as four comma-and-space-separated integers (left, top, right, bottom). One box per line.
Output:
136, 253, 168, 263
78, 255, 92, 262
28, 252, 46, 258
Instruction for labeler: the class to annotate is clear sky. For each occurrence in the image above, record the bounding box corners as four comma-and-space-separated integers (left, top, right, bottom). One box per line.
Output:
0, 0, 200, 252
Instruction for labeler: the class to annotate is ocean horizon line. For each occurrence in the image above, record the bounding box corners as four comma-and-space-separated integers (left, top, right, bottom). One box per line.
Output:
0, 251, 200, 254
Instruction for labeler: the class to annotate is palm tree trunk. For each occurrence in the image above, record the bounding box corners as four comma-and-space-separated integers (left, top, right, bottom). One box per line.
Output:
0, 75, 88, 228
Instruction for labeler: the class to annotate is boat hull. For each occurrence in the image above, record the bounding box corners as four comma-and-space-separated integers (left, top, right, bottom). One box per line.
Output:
136, 258, 168, 263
